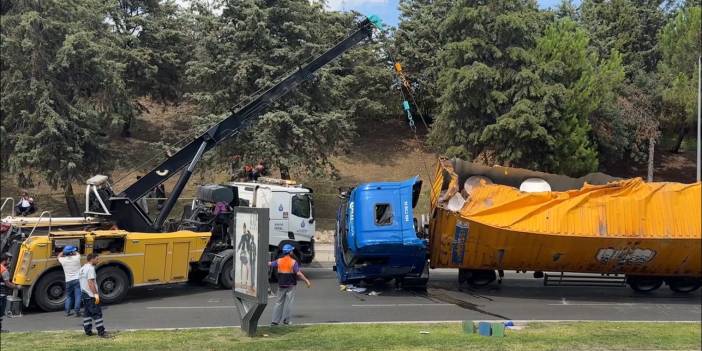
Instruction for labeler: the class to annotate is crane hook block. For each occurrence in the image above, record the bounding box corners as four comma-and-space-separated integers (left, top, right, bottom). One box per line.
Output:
367, 15, 384, 30
402, 100, 411, 111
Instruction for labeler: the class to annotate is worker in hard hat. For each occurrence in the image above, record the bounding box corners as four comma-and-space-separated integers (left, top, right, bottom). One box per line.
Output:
268, 244, 311, 326
58, 245, 82, 317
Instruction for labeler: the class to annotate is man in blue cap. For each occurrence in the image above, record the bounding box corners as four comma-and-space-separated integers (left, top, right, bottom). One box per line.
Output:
268, 244, 311, 326
58, 245, 82, 317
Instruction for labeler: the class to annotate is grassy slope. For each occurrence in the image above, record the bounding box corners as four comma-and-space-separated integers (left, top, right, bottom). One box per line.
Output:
1, 322, 700, 351
1, 99, 698, 219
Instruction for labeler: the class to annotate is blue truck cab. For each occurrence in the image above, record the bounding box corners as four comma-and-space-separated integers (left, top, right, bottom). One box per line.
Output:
334, 177, 428, 286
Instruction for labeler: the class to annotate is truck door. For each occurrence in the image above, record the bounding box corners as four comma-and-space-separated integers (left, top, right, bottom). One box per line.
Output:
268, 191, 289, 246
290, 193, 314, 241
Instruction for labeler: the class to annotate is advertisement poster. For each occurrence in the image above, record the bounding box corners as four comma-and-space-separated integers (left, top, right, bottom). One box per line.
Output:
235, 212, 258, 296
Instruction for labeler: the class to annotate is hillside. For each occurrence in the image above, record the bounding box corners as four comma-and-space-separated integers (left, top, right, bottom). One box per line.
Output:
1, 100, 698, 225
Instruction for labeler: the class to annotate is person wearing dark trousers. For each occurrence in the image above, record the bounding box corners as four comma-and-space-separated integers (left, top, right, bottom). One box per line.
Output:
1, 254, 17, 333
79, 254, 109, 338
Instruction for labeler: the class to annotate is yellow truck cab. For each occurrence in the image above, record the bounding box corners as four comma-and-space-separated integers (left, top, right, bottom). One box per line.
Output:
12, 229, 211, 311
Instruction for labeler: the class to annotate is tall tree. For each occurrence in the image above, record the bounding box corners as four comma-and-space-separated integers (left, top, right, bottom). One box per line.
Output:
580, 0, 668, 80
429, 1, 573, 172
394, 0, 451, 121
657, 5, 701, 153
532, 18, 625, 175
1, 0, 129, 215
185, 0, 394, 179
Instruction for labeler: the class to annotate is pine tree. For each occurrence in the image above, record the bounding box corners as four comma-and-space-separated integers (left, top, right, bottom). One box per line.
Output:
185, 0, 394, 179
658, 5, 701, 153
1, 0, 132, 214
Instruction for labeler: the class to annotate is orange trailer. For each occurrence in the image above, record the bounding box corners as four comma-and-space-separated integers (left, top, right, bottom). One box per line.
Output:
428, 158, 701, 293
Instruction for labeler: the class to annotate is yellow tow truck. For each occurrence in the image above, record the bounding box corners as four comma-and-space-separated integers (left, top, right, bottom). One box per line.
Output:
1, 214, 209, 311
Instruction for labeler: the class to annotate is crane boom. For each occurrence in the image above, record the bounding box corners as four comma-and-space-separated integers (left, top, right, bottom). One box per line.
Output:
107, 16, 381, 232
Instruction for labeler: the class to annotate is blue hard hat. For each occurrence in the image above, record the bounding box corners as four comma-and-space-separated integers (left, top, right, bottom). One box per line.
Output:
63, 245, 77, 254
282, 244, 294, 254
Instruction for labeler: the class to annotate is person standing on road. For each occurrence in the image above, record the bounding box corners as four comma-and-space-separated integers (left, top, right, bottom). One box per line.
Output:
58, 245, 82, 317
80, 254, 109, 338
268, 244, 311, 326
1, 254, 18, 333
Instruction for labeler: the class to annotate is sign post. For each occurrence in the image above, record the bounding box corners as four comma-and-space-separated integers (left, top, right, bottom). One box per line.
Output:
231, 207, 269, 336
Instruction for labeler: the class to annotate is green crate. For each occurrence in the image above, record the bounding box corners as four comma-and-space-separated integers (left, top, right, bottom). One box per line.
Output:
491, 322, 505, 337
462, 320, 475, 334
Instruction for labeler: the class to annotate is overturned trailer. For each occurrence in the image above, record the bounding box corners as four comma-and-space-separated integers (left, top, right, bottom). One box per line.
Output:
429, 158, 702, 292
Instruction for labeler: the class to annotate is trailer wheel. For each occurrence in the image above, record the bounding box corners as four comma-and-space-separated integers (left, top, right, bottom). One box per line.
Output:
220, 259, 234, 289
469, 270, 497, 287
33, 270, 66, 312
667, 278, 701, 293
627, 276, 663, 292
97, 266, 130, 304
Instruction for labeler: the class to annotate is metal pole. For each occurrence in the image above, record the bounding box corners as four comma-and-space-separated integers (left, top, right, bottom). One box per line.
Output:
697, 55, 701, 182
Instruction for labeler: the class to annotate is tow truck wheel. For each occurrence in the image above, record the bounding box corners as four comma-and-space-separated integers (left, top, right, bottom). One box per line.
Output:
34, 270, 66, 311
667, 278, 702, 293
220, 259, 234, 289
97, 266, 130, 304
627, 276, 663, 292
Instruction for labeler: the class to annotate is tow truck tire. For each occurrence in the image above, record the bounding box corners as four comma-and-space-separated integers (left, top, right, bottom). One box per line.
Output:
97, 266, 130, 304
627, 276, 663, 292
34, 270, 66, 312
220, 259, 234, 289
667, 277, 702, 293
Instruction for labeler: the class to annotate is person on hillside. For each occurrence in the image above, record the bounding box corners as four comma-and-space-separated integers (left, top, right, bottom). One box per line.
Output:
1, 254, 17, 333
80, 254, 109, 338
268, 244, 311, 326
252, 161, 267, 180
15, 192, 35, 216
58, 246, 82, 317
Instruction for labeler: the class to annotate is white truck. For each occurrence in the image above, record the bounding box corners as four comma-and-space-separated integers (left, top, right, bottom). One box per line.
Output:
228, 177, 316, 263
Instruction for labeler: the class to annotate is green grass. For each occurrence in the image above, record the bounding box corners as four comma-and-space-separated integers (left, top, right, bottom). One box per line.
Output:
1, 322, 700, 351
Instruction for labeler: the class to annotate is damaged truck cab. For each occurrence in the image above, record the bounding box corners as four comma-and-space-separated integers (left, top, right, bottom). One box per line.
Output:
334, 176, 428, 286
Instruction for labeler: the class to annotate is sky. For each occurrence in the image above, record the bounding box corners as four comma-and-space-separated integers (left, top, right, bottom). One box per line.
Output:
325, 0, 581, 27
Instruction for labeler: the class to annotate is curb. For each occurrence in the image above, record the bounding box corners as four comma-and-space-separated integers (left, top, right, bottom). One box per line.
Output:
13, 319, 701, 333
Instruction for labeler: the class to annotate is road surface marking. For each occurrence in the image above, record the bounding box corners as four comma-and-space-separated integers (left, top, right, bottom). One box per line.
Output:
147, 306, 236, 309
351, 303, 453, 307
548, 303, 638, 306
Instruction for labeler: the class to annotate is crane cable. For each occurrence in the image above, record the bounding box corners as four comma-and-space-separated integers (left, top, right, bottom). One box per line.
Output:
374, 28, 438, 213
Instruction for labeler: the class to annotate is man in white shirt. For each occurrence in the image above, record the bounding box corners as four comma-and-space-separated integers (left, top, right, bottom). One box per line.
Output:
57, 246, 81, 317
15, 191, 35, 216
79, 254, 108, 337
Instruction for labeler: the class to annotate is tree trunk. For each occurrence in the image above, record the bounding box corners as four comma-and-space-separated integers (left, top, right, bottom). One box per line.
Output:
279, 165, 290, 180
647, 137, 655, 182
669, 126, 689, 153
64, 182, 81, 217
121, 115, 132, 138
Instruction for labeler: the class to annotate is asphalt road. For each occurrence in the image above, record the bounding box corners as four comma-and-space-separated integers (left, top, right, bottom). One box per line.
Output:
4, 268, 701, 332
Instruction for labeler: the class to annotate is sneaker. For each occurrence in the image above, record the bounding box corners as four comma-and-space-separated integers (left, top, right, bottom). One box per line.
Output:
85, 331, 94, 336
270, 322, 279, 326
66, 311, 74, 317
75, 311, 82, 318
98, 332, 112, 338
283, 320, 292, 325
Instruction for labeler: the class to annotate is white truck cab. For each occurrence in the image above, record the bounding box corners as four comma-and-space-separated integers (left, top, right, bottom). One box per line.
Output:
228, 178, 315, 263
